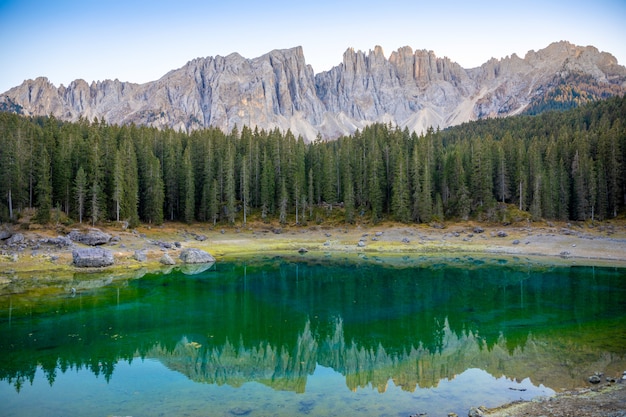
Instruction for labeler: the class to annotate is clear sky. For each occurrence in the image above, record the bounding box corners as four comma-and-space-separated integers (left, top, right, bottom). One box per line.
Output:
1, 0, 625, 93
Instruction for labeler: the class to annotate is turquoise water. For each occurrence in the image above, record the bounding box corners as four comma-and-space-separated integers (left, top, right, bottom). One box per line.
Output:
1, 258, 625, 416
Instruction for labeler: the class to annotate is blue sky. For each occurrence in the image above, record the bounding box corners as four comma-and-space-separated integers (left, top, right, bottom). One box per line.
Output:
1, 0, 625, 93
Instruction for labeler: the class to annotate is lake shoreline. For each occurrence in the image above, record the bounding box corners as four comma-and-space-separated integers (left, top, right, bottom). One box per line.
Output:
2, 219, 626, 280
1, 219, 626, 416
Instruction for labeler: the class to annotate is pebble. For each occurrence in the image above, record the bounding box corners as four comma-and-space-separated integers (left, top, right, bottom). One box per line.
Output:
588, 373, 602, 384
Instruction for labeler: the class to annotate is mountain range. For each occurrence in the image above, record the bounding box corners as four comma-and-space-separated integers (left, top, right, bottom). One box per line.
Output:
1, 41, 625, 141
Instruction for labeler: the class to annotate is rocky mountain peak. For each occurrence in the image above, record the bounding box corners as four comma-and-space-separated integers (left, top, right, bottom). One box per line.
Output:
2, 42, 625, 141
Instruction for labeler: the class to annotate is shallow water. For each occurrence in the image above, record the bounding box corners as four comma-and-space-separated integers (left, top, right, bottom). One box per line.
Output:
1, 258, 625, 416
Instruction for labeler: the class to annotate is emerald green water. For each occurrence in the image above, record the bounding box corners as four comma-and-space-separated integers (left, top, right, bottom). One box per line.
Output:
1, 257, 625, 417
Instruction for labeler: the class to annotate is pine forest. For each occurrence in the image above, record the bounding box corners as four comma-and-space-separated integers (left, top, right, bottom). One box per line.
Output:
0, 96, 625, 227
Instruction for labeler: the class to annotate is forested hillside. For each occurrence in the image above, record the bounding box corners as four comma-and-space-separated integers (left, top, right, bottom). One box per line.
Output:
0, 96, 624, 226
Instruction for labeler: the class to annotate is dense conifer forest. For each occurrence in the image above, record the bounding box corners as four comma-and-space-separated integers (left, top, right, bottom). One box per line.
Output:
0, 96, 624, 226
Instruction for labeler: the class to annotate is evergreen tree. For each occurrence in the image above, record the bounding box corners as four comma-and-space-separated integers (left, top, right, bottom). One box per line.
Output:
74, 166, 87, 224
208, 179, 219, 225
241, 155, 250, 225
120, 135, 139, 227
367, 139, 384, 223
308, 168, 314, 219
343, 169, 355, 223
182, 147, 195, 224
224, 143, 236, 224
112, 150, 124, 222
279, 177, 288, 225
260, 150, 275, 221
470, 137, 494, 213
163, 133, 181, 221
495, 142, 510, 203
137, 140, 164, 224
571, 149, 590, 220
391, 147, 410, 222
34, 146, 52, 224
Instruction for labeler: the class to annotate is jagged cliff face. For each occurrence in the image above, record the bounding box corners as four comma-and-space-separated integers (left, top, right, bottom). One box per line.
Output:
2, 41, 625, 141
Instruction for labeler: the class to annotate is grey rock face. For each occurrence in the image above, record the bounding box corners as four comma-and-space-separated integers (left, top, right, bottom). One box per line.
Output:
2, 41, 625, 141
179, 248, 215, 264
72, 248, 114, 268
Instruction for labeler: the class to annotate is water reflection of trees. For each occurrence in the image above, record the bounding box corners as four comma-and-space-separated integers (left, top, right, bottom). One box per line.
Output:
1, 261, 624, 392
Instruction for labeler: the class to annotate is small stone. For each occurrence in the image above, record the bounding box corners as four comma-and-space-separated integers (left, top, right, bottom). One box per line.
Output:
512, 239, 520, 245
497, 231, 508, 238
229, 407, 252, 416
588, 374, 602, 384
160, 253, 176, 265
134, 250, 147, 262
298, 247, 308, 254
357, 241, 366, 247
468, 406, 484, 417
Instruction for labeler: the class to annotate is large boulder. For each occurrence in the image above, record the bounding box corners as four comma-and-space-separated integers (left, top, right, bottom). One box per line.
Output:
68, 228, 112, 246
6, 233, 24, 246
179, 248, 215, 264
72, 248, 114, 268
41, 236, 73, 248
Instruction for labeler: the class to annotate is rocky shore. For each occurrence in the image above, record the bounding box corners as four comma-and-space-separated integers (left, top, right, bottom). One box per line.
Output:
1, 219, 625, 277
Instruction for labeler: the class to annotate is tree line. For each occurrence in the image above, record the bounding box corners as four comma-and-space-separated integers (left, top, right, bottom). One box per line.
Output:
0, 96, 624, 226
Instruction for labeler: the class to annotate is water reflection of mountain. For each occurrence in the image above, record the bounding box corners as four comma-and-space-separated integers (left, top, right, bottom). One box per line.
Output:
150, 318, 626, 393
1, 260, 625, 393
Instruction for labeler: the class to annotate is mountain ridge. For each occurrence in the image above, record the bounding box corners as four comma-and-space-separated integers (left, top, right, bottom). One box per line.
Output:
2, 41, 625, 141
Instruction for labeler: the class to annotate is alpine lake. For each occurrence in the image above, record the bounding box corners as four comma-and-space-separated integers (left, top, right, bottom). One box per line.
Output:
1, 253, 625, 417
